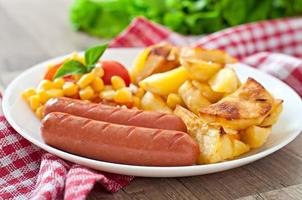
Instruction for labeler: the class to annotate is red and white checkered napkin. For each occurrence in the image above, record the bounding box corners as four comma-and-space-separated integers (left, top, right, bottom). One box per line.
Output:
1, 17, 302, 200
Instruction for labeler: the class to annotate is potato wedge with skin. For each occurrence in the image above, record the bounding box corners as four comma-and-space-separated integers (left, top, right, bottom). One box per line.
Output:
241, 126, 272, 148
209, 67, 239, 93
180, 47, 237, 64
132, 43, 180, 83
261, 99, 283, 126
139, 67, 190, 96
174, 106, 222, 164
219, 134, 234, 160
140, 91, 172, 113
200, 78, 274, 130
178, 81, 211, 114
181, 58, 223, 81
191, 80, 223, 103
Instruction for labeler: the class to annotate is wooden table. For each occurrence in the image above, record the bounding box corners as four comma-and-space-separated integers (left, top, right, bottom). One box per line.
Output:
1, 0, 302, 199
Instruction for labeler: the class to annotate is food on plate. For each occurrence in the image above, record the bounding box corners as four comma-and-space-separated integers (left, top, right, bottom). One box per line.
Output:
208, 67, 239, 93
140, 91, 172, 113
174, 106, 250, 164
44, 97, 186, 132
240, 126, 272, 148
199, 78, 276, 130
139, 66, 189, 96
22, 42, 283, 166
178, 81, 211, 114
41, 112, 199, 166
132, 42, 180, 83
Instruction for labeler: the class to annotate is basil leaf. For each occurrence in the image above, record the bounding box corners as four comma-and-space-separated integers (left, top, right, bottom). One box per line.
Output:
86, 64, 96, 72
84, 44, 108, 66
53, 60, 87, 80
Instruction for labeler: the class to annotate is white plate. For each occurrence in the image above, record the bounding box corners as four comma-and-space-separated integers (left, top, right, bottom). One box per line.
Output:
3, 49, 302, 177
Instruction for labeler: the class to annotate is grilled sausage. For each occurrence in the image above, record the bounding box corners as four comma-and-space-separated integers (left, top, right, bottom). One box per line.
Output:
44, 97, 187, 132
41, 112, 199, 166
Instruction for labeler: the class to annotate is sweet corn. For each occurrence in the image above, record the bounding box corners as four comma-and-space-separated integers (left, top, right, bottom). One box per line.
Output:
79, 86, 94, 100
46, 89, 64, 98
37, 90, 51, 104
37, 80, 53, 90
77, 73, 95, 89
29, 95, 40, 111
111, 76, 126, 90
167, 93, 183, 109
91, 66, 104, 77
22, 88, 36, 100
53, 78, 65, 89
73, 74, 82, 81
91, 77, 104, 92
133, 96, 141, 108
63, 82, 78, 96
35, 105, 45, 119
113, 88, 133, 103
100, 90, 115, 101
135, 88, 145, 99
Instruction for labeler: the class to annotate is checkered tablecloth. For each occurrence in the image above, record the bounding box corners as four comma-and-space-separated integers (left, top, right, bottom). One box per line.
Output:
1, 17, 302, 200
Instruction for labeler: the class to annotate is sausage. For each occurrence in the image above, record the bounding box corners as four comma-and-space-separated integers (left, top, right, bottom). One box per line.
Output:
44, 97, 187, 132
41, 112, 199, 166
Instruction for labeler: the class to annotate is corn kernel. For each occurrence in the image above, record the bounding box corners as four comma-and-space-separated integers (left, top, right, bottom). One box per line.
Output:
46, 89, 64, 98
37, 80, 53, 90
35, 105, 45, 119
111, 76, 126, 90
113, 88, 133, 103
22, 88, 36, 100
63, 82, 78, 96
77, 73, 95, 89
79, 86, 94, 100
91, 77, 104, 92
91, 67, 104, 77
135, 88, 145, 99
133, 96, 141, 108
37, 90, 51, 104
29, 95, 40, 111
53, 78, 65, 89
100, 90, 115, 101
167, 93, 183, 109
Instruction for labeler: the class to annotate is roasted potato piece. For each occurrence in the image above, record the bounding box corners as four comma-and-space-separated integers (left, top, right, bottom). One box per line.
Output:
209, 67, 239, 93
132, 42, 180, 83
140, 91, 172, 113
191, 80, 223, 103
181, 58, 222, 81
180, 47, 237, 65
233, 139, 250, 157
139, 66, 189, 96
241, 126, 272, 148
174, 106, 222, 164
178, 81, 211, 114
261, 99, 283, 126
200, 78, 275, 130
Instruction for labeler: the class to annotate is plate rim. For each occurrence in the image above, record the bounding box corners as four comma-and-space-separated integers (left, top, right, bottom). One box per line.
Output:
2, 49, 302, 177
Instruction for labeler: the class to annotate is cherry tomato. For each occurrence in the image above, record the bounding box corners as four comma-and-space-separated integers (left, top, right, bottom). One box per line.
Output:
99, 60, 131, 86
44, 62, 62, 80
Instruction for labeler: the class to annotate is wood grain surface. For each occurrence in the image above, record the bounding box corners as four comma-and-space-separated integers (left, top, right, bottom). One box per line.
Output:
0, 0, 301, 199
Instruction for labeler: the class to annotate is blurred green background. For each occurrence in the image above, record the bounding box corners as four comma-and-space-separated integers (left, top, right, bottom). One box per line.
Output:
70, 0, 302, 38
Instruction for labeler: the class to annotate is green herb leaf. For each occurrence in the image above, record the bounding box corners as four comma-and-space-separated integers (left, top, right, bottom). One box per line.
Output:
84, 44, 108, 66
53, 60, 87, 80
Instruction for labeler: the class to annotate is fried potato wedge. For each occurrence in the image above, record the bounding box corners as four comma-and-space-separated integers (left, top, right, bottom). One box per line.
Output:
199, 78, 274, 130
132, 42, 180, 83
180, 47, 237, 64
241, 126, 272, 148
178, 81, 211, 114
261, 99, 283, 126
141, 91, 172, 113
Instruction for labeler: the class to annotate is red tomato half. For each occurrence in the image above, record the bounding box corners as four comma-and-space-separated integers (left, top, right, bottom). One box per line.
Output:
99, 60, 131, 86
44, 62, 62, 80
